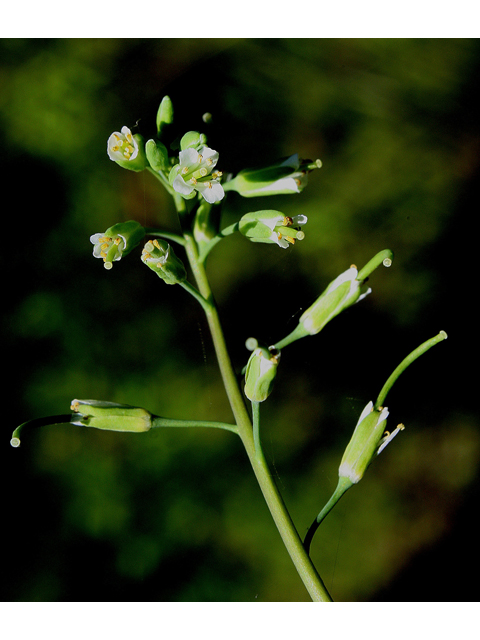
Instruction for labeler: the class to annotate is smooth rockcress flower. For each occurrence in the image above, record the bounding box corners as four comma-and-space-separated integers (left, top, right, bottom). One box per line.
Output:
90, 221, 145, 270
141, 238, 187, 285
244, 342, 281, 402
299, 266, 371, 335
107, 126, 147, 171
239, 210, 307, 248
169, 146, 224, 204
70, 399, 152, 433
224, 154, 322, 197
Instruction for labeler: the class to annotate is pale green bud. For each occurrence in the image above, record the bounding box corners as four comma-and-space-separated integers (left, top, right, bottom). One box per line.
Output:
141, 238, 187, 285
239, 210, 307, 249
338, 402, 391, 484
156, 95, 174, 136
145, 139, 169, 172
90, 221, 146, 270
244, 345, 280, 402
224, 154, 322, 197
193, 200, 219, 246
70, 399, 152, 433
180, 131, 207, 151
107, 126, 147, 171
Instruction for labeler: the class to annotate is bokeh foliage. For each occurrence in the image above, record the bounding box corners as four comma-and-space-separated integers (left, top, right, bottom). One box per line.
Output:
3, 38, 479, 601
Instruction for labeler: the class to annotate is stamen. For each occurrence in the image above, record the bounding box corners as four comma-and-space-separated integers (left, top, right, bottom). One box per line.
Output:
283, 216, 293, 227
111, 146, 119, 152
70, 401, 80, 412
181, 166, 189, 175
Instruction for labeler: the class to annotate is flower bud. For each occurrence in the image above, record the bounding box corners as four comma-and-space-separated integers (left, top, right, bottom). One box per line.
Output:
156, 95, 174, 136
90, 221, 146, 270
193, 200, 219, 246
141, 238, 187, 284
224, 154, 322, 197
244, 344, 280, 402
107, 126, 147, 171
239, 210, 307, 249
180, 131, 207, 151
145, 139, 169, 172
338, 402, 390, 484
299, 266, 370, 335
70, 399, 152, 433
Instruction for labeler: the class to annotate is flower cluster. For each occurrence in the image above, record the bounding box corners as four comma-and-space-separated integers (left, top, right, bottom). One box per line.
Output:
169, 146, 224, 204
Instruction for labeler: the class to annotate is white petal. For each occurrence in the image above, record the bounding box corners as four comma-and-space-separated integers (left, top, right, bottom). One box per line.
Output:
179, 147, 200, 167
197, 181, 224, 204
173, 175, 195, 196
198, 146, 219, 167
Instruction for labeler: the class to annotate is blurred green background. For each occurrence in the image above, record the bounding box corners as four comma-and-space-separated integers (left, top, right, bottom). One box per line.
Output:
2, 38, 479, 602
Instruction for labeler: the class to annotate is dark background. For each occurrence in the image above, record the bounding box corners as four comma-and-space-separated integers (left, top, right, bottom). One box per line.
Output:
2, 38, 478, 601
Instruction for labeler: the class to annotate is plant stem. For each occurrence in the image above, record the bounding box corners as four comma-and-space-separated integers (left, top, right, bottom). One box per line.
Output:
152, 416, 238, 434
176, 198, 332, 601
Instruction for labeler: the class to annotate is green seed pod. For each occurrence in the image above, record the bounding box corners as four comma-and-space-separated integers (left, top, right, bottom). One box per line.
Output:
244, 346, 280, 402
70, 399, 152, 433
141, 238, 187, 285
90, 220, 146, 270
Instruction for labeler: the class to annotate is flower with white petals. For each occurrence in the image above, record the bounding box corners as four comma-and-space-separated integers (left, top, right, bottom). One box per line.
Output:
107, 126, 147, 171
239, 210, 307, 249
90, 221, 145, 270
224, 154, 322, 197
169, 146, 224, 204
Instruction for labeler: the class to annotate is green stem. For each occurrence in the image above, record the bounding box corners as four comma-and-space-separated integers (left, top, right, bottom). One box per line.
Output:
152, 416, 238, 434
175, 198, 332, 602
179, 280, 211, 314
375, 330, 448, 409
251, 401, 266, 463
146, 166, 175, 195
303, 476, 352, 555
198, 222, 240, 263
145, 228, 186, 247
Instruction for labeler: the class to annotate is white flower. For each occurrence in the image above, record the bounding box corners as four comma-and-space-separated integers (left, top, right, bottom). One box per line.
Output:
107, 126, 139, 162
170, 146, 225, 204
239, 210, 307, 249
